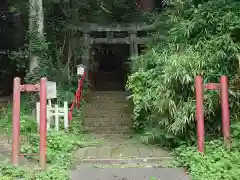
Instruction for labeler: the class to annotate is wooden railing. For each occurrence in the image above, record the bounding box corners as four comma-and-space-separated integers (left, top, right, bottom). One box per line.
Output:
68, 72, 86, 121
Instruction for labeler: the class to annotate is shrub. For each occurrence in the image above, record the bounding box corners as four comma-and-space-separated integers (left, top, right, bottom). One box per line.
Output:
174, 139, 240, 180
127, 0, 240, 147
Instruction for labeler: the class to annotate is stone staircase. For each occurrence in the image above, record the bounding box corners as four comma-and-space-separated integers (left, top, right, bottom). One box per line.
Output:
0, 95, 11, 108
84, 91, 133, 134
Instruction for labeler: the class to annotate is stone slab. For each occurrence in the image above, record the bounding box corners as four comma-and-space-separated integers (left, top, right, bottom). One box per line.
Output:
138, 146, 154, 157
85, 147, 100, 159
80, 157, 172, 165
72, 135, 172, 166
71, 168, 190, 180
111, 147, 139, 158
152, 147, 170, 157
75, 148, 87, 159
97, 147, 112, 158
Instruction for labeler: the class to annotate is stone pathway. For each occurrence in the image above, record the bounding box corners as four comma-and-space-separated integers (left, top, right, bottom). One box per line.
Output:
71, 135, 172, 166
84, 91, 133, 134
73, 145, 171, 163
71, 135, 190, 180
71, 168, 190, 180
0, 95, 11, 109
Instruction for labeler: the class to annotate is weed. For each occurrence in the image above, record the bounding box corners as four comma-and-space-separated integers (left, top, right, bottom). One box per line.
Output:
174, 140, 240, 180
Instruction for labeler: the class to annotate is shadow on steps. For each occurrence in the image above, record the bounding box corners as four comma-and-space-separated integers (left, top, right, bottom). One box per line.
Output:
84, 91, 133, 134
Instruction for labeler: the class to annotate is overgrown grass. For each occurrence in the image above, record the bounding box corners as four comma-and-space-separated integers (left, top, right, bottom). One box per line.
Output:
0, 163, 70, 180
174, 139, 240, 180
0, 98, 100, 179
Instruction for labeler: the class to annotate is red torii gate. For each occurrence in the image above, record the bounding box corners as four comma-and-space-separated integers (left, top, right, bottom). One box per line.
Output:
12, 77, 47, 169
195, 75, 230, 153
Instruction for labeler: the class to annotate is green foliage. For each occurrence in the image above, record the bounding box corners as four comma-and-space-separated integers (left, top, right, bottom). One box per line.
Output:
44, 0, 144, 24
10, 29, 79, 107
0, 163, 70, 179
127, 0, 240, 147
0, 104, 37, 136
0, 101, 100, 179
174, 139, 240, 180
4, 0, 147, 106
20, 130, 99, 165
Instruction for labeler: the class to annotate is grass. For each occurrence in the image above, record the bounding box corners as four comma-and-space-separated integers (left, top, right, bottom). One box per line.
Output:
0, 101, 101, 179
173, 139, 240, 180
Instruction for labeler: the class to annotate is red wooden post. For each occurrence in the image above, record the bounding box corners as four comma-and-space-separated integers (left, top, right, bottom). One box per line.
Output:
77, 78, 81, 109
82, 72, 86, 96
77, 72, 86, 109
12, 77, 21, 165
195, 76, 205, 152
39, 78, 47, 169
89, 70, 92, 89
220, 76, 230, 146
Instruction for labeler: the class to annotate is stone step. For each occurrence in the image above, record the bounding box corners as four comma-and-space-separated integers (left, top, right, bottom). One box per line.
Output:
84, 117, 130, 122
70, 167, 190, 180
85, 110, 132, 117
89, 91, 130, 96
84, 125, 133, 130
85, 104, 132, 111
85, 111, 131, 118
87, 99, 130, 104
0, 96, 11, 109
87, 93, 129, 98
85, 105, 129, 111
87, 98, 131, 103
0, 95, 12, 102
85, 100, 129, 106
86, 92, 130, 101
84, 122, 132, 128
75, 157, 173, 167
84, 91, 133, 134
84, 116, 132, 121
87, 92, 130, 97
83, 130, 133, 134
84, 126, 133, 134
84, 130, 133, 135
86, 99, 129, 105
84, 125, 132, 129
84, 116, 131, 122
71, 145, 172, 165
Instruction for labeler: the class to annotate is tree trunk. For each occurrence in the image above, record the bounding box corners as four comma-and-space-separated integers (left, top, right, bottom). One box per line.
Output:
29, 0, 44, 72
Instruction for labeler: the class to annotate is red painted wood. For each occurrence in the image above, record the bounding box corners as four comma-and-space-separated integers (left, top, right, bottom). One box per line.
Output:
12, 77, 47, 169
220, 76, 231, 146
195, 75, 231, 152
195, 76, 205, 153
204, 83, 220, 90
69, 72, 86, 121
12, 77, 21, 165
20, 84, 40, 92
19, 153, 39, 156
39, 78, 47, 169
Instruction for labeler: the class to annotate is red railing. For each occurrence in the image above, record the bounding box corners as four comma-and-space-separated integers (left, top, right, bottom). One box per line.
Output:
68, 72, 86, 121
